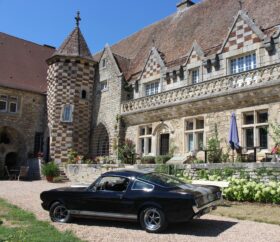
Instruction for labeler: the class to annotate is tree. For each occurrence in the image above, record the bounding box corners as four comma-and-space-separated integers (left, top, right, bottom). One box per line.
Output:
207, 124, 223, 163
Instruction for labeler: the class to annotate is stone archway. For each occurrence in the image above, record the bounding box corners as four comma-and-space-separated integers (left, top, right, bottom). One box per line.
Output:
94, 123, 110, 157
153, 123, 172, 156
0, 126, 27, 176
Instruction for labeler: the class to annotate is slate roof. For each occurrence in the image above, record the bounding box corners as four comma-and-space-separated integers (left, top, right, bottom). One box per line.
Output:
53, 27, 93, 60
93, 0, 280, 81
0, 32, 55, 93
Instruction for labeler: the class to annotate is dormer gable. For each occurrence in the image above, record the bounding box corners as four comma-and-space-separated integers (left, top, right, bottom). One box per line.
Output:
99, 44, 122, 77
139, 47, 165, 82
184, 41, 204, 66
219, 10, 267, 54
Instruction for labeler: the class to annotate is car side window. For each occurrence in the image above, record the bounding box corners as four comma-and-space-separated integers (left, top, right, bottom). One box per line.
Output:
96, 176, 129, 192
131, 180, 154, 192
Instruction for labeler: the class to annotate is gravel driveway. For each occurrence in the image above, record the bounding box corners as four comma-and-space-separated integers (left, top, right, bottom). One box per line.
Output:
0, 180, 279, 242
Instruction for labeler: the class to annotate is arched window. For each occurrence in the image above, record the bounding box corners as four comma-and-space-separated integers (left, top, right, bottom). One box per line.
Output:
95, 123, 110, 156
81, 90, 87, 99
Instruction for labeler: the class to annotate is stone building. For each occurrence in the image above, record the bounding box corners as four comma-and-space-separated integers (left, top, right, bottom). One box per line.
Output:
0, 33, 55, 175
1, 0, 280, 171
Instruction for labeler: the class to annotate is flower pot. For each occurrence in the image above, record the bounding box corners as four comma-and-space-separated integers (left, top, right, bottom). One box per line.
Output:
46, 176, 54, 182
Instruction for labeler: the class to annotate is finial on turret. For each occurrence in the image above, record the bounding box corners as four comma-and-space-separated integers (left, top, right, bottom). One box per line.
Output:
75, 11, 81, 27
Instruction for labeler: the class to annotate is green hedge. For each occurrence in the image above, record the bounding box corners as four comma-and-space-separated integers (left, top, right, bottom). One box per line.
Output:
141, 156, 155, 164
155, 155, 172, 164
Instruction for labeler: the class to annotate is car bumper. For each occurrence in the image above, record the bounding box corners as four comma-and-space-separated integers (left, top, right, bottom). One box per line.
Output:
41, 202, 49, 211
192, 198, 222, 214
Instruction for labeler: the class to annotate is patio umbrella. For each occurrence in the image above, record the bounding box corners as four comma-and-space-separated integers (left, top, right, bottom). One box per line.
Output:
229, 112, 240, 161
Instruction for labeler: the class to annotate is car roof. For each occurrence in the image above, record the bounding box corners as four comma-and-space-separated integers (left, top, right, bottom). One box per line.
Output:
102, 169, 153, 179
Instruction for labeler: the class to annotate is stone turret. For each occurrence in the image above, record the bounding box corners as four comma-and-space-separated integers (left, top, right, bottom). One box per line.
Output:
46, 12, 96, 162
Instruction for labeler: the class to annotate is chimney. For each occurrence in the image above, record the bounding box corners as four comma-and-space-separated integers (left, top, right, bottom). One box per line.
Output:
176, 0, 195, 12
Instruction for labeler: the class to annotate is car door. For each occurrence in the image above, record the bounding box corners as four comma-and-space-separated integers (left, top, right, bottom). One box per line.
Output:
85, 176, 132, 214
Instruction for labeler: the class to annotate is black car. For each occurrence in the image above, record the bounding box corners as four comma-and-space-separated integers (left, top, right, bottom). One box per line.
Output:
40, 169, 222, 233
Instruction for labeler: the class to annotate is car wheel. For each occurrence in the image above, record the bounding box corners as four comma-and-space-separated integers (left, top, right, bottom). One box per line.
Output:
140, 207, 167, 233
49, 202, 71, 223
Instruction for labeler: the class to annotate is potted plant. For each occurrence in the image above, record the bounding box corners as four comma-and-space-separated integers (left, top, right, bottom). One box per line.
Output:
42, 162, 60, 182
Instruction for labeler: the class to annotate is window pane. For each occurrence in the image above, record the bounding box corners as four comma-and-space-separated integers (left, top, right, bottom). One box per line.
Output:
9, 103, 17, 113
186, 120, 194, 130
148, 138, 152, 153
238, 56, 244, 72
140, 138, 144, 154
197, 132, 204, 151
96, 176, 129, 192
191, 69, 199, 84
245, 128, 254, 148
140, 128, 145, 136
196, 119, 204, 129
0, 101, 7, 111
231, 59, 237, 74
132, 180, 153, 191
244, 113, 254, 125
147, 127, 152, 135
62, 105, 72, 122
259, 127, 268, 149
257, 111, 268, 123
187, 133, 194, 151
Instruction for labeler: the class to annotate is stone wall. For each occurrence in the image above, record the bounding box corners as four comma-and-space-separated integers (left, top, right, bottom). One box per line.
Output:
65, 162, 280, 184
0, 86, 46, 176
91, 46, 127, 158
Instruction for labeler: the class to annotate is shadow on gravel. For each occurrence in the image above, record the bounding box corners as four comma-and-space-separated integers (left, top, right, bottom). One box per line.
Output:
73, 217, 237, 237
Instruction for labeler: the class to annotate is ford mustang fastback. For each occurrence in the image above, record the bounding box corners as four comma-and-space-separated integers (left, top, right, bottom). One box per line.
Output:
40, 169, 222, 232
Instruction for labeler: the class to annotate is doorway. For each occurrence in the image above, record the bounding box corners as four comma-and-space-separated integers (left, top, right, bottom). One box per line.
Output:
160, 134, 169, 155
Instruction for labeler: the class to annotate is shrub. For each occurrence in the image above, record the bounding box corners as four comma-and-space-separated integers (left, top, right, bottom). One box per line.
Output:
41, 162, 60, 177
141, 156, 155, 164
223, 178, 280, 204
118, 139, 136, 164
155, 155, 172, 164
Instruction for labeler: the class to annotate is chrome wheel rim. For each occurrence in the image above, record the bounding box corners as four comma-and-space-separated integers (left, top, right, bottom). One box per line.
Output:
143, 208, 161, 231
53, 205, 70, 223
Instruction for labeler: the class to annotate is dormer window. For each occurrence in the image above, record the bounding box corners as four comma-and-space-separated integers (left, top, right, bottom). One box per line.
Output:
145, 81, 160, 96
101, 58, 107, 68
230, 53, 256, 74
190, 68, 200, 84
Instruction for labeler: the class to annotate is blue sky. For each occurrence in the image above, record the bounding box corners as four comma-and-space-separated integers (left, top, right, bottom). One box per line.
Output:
0, 0, 200, 54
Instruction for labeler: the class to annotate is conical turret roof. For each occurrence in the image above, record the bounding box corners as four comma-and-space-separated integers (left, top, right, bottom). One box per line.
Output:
53, 27, 93, 60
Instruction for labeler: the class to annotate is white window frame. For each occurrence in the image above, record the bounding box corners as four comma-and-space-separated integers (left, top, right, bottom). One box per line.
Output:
185, 117, 205, 152
139, 125, 153, 155
145, 81, 160, 97
230, 53, 257, 74
61, 104, 74, 123
242, 109, 268, 150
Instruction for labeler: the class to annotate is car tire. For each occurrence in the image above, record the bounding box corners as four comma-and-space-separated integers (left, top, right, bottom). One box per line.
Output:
140, 207, 167, 233
49, 202, 72, 223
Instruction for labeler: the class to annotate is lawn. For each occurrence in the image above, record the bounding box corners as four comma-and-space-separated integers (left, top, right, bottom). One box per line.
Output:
0, 198, 83, 242
211, 200, 280, 225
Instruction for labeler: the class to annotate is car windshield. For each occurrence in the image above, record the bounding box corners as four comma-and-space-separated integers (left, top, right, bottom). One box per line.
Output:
139, 173, 186, 188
